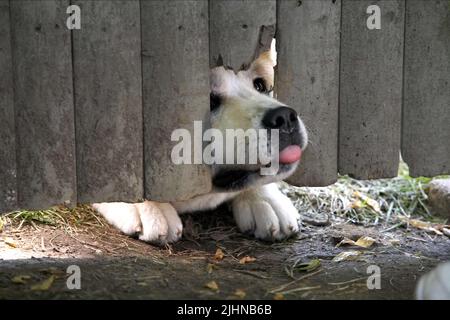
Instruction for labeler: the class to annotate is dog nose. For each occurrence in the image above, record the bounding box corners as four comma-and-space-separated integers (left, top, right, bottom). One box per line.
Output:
262, 106, 298, 132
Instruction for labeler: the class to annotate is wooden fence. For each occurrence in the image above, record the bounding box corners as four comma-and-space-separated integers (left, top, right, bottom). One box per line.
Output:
0, 0, 449, 212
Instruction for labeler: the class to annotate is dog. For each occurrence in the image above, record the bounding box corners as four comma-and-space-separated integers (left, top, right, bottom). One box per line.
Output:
93, 51, 308, 245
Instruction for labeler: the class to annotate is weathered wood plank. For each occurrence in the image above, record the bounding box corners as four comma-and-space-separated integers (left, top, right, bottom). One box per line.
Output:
141, 0, 211, 201
339, 0, 404, 179
10, 0, 77, 209
402, 0, 450, 177
0, 0, 17, 212
277, 0, 341, 187
72, 0, 143, 203
209, 0, 276, 69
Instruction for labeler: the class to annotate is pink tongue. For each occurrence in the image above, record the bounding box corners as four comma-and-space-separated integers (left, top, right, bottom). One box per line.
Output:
279, 145, 302, 164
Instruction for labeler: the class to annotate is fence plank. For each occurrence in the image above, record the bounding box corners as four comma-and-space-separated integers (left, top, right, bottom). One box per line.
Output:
277, 0, 341, 187
339, 0, 404, 179
141, 0, 211, 201
72, 0, 143, 203
10, 0, 76, 209
0, 0, 17, 212
402, 0, 450, 177
209, 0, 276, 69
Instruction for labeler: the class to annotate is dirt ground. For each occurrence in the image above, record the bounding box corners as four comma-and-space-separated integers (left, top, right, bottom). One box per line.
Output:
1, 205, 450, 300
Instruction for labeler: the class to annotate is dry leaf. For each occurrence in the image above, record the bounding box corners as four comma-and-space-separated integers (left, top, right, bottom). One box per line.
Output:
401, 217, 443, 235
239, 256, 256, 264
4, 237, 17, 248
206, 263, 217, 274
336, 236, 375, 248
443, 228, 450, 238
336, 238, 357, 247
214, 248, 224, 261
205, 280, 219, 291
295, 259, 321, 272
351, 200, 364, 209
354, 236, 375, 248
233, 289, 246, 299
273, 293, 285, 300
332, 251, 362, 262
12, 275, 31, 284
31, 275, 55, 291
352, 191, 381, 213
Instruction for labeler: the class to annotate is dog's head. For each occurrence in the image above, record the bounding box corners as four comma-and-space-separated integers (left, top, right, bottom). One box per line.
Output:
210, 52, 308, 191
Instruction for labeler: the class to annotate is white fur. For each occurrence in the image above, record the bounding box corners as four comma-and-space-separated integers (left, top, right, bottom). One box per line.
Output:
93, 201, 182, 245
232, 183, 300, 240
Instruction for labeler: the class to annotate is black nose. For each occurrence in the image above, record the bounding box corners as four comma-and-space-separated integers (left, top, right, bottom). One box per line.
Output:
262, 106, 298, 133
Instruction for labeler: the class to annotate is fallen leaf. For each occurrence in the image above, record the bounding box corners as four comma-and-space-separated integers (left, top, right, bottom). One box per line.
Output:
336, 236, 375, 248
31, 275, 55, 291
353, 191, 381, 213
12, 275, 31, 284
206, 263, 217, 274
233, 289, 246, 299
205, 280, 219, 291
214, 248, 224, 261
443, 228, 450, 238
332, 251, 363, 262
239, 256, 256, 264
294, 259, 321, 272
4, 237, 17, 248
355, 236, 376, 248
351, 200, 364, 209
401, 217, 443, 235
336, 238, 357, 247
273, 293, 285, 300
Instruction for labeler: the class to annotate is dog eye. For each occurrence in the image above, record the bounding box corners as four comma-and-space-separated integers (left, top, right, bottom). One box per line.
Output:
253, 77, 267, 93
210, 93, 221, 111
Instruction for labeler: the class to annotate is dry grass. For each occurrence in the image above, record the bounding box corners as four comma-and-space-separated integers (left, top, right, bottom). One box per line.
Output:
2, 204, 104, 233
282, 161, 447, 227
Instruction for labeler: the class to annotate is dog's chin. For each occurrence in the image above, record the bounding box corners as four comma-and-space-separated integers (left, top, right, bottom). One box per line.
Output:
212, 161, 299, 192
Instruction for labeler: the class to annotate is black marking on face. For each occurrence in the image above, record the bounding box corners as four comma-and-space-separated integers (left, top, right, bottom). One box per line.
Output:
212, 170, 253, 190
210, 92, 222, 112
212, 163, 296, 192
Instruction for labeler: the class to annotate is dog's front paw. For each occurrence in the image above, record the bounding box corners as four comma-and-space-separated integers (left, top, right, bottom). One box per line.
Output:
231, 183, 300, 241
93, 201, 182, 245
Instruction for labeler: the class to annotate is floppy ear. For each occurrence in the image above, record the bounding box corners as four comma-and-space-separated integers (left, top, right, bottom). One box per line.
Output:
248, 51, 276, 90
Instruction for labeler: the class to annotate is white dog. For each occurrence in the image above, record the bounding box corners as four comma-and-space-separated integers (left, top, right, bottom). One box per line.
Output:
93, 51, 308, 245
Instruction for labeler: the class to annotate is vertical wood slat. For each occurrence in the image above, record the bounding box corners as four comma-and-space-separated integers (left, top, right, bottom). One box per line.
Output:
141, 0, 211, 201
277, 0, 341, 187
10, 0, 76, 209
0, 0, 17, 212
338, 0, 405, 179
402, 0, 450, 177
73, 0, 143, 203
209, 0, 276, 70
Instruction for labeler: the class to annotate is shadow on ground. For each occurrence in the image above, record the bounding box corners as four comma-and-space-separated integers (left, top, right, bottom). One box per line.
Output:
1, 205, 449, 299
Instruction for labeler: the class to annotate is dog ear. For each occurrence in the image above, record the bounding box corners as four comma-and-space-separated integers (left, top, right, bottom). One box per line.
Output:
248, 51, 275, 90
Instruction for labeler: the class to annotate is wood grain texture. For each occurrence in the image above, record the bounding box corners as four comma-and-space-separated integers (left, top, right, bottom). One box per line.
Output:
277, 0, 341, 186
10, 0, 77, 209
141, 0, 211, 201
209, 0, 276, 70
339, 0, 404, 179
72, 0, 143, 203
0, 0, 17, 212
402, 0, 450, 177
